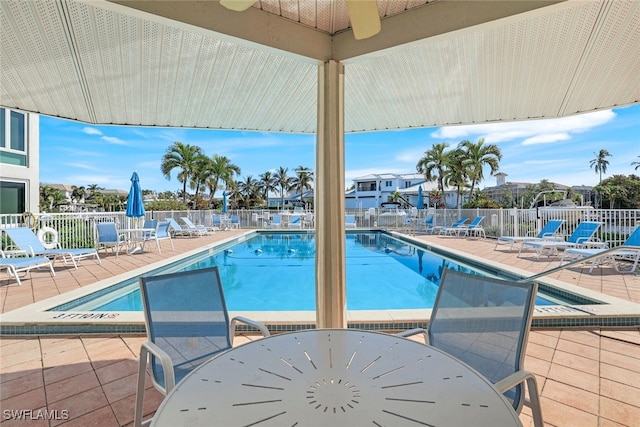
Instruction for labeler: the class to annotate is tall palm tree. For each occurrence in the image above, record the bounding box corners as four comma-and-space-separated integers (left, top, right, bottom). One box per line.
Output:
237, 175, 260, 208
459, 138, 502, 200
160, 142, 203, 202
71, 185, 87, 204
631, 155, 640, 171
258, 170, 277, 207
416, 142, 450, 194
189, 154, 213, 208
204, 154, 241, 204
292, 166, 314, 207
589, 149, 612, 183
273, 166, 291, 209
442, 148, 469, 208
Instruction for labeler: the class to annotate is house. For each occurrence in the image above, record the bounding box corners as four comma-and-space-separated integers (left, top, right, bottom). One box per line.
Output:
345, 173, 460, 209
0, 108, 39, 215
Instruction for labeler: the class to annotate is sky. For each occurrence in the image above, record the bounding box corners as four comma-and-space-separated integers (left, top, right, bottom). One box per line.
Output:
39, 103, 639, 194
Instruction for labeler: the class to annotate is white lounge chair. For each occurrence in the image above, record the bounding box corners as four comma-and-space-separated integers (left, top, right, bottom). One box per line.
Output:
3, 227, 101, 269
438, 217, 468, 235
345, 215, 357, 228
495, 219, 565, 252
268, 215, 282, 228
519, 221, 602, 259
443, 216, 484, 237
167, 218, 200, 237
0, 250, 55, 286
287, 215, 302, 229
560, 226, 640, 273
181, 217, 212, 235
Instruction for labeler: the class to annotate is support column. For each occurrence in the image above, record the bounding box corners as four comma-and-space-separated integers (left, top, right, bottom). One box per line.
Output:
315, 60, 346, 329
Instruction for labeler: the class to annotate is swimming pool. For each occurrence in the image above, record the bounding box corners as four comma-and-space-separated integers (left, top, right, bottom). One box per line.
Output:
52, 231, 572, 313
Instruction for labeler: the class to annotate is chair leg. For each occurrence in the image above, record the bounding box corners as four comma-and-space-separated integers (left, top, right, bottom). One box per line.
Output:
134, 347, 149, 427
525, 376, 544, 427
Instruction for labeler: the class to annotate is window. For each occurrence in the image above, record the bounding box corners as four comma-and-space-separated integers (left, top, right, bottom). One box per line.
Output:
385, 180, 392, 187
0, 181, 26, 214
0, 108, 27, 166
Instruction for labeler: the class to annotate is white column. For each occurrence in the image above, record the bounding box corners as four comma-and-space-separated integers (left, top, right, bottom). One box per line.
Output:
315, 60, 346, 329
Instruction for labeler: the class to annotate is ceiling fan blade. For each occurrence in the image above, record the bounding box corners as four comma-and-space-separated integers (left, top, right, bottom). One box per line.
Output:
345, 0, 381, 40
219, 0, 258, 12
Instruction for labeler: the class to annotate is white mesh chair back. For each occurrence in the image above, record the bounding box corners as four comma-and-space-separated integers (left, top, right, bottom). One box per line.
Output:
429, 269, 537, 413
139, 267, 233, 388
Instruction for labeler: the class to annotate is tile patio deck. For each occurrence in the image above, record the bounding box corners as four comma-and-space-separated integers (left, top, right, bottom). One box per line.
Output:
1, 230, 638, 426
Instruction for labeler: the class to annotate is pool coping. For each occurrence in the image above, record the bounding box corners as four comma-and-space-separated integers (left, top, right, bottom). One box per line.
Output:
1, 230, 639, 335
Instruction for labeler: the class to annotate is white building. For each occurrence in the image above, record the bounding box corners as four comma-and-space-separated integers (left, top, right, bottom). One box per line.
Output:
0, 108, 39, 215
345, 173, 460, 209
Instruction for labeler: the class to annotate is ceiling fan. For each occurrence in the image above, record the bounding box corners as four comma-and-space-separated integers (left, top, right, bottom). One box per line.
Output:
219, 0, 381, 40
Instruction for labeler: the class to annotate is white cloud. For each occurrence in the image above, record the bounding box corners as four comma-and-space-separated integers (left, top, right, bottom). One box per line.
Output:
101, 136, 126, 145
431, 110, 616, 145
82, 127, 102, 135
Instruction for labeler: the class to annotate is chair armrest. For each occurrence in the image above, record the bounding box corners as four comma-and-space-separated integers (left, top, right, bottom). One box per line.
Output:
395, 328, 428, 343
140, 340, 176, 394
495, 369, 544, 427
229, 316, 271, 343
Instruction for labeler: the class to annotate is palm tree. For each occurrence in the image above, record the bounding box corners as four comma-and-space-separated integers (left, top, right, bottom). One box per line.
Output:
237, 175, 260, 208
416, 142, 450, 194
631, 155, 640, 171
160, 142, 203, 202
442, 148, 469, 208
273, 167, 291, 209
291, 166, 314, 207
258, 170, 277, 207
459, 138, 502, 200
589, 149, 612, 183
204, 154, 241, 204
189, 154, 213, 208
71, 185, 87, 204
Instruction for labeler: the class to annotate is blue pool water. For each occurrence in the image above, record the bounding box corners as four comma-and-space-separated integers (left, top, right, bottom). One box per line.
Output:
55, 232, 561, 312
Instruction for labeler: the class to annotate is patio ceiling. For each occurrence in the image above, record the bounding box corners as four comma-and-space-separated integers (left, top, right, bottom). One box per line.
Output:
2, 0, 638, 133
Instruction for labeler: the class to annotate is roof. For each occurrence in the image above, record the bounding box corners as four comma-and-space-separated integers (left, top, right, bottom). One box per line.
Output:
2, 0, 638, 132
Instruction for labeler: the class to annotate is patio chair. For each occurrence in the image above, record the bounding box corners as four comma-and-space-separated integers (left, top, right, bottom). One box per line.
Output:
268, 214, 282, 228
180, 217, 211, 235
495, 219, 565, 252
287, 214, 302, 229
142, 221, 174, 253
345, 214, 357, 228
96, 222, 128, 258
438, 217, 468, 235
443, 215, 484, 237
0, 249, 55, 286
397, 269, 543, 427
423, 213, 436, 234
559, 225, 640, 274
2, 227, 101, 269
229, 214, 241, 229
167, 218, 199, 237
518, 221, 602, 259
134, 267, 270, 427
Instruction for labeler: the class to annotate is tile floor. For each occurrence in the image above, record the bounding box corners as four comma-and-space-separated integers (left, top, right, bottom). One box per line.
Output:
1, 230, 639, 426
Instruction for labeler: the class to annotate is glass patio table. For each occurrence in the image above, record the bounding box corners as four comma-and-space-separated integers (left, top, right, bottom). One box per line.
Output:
150, 329, 522, 426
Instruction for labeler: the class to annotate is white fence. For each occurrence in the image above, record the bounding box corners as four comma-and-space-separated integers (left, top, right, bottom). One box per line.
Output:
1, 208, 639, 250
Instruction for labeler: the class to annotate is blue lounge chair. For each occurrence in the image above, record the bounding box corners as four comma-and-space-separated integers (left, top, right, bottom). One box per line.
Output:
167, 218, 200, 237
134, 267, 270, 427
0, 250, 55, 286
423, 213, 436, 234
495, 219, 565, 252
181, 217, 211, 235
519, 221, 602, 259
438, 217, 468, 235
560, 226, 640, 274
345, 214, 357, 228
443, 215, 484, 237
268, 215, 282, 228
397, 269, 544, 427
2, 227, 100, 269
287, 215, 302, 229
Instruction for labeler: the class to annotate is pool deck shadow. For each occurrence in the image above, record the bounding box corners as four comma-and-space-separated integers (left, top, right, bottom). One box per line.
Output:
1, 230, 639, 426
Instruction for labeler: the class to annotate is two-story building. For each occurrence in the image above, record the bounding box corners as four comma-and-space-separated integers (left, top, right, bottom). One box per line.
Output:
0, 108, 39, 215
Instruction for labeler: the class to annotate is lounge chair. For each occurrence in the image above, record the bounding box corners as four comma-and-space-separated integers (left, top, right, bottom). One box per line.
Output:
397, 269, 543, 427
167, 218, 200, 237
423, 213, 436, 234
518, 221, 602, 259
96, 222, 128, 257
494, 219, 565, 252
438, 217, 468, 235
0, 250, 55, 286
345, 214, 357, 228
229, 214, 240, 229
2, 227, 100, 269
560, 225, 640, 274
287, 214, 302, 229
268, 214, 282, 228
181, 217, 212, 235
134, 267, 270, 427
443, 215, 484, 237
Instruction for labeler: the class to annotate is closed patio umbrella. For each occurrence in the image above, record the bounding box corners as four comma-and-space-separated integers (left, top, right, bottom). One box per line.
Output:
417, 185, 424, 209
222, 191, 228, 213
126, 171, 145, 223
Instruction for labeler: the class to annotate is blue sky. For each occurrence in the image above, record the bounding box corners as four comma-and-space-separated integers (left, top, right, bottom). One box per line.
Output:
40, 104, 639, 193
